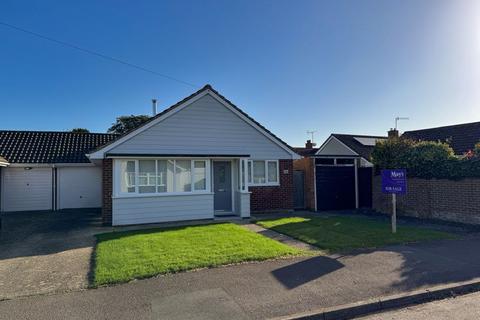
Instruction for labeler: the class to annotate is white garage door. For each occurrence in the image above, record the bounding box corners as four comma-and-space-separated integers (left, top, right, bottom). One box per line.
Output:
57, 166, 102, 209
2, 167, 53, 212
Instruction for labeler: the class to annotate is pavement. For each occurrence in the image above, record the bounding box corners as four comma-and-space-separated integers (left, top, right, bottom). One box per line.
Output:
2, 233, 480, 319
0, 209, 102, 299
356, 291, 480, 320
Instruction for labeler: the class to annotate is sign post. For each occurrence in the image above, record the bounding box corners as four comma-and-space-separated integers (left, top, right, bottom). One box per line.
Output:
381, 169, 407, 233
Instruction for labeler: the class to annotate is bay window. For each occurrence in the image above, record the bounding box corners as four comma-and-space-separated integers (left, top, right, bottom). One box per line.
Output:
247, 160, 279, 186
117, 159, 209, 196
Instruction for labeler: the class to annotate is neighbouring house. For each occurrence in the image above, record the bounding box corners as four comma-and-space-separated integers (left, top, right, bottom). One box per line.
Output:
402, 121, 480, 155
293, 134, 387, 211
0, 131, 117, 212
0, 85, 299, 225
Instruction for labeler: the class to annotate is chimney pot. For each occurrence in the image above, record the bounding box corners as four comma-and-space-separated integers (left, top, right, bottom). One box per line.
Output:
305, 139, 313, 149
388, 128, 399, 139
152, 99, 157, 116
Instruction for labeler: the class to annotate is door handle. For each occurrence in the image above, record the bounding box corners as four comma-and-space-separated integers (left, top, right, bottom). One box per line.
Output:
218, 189, 225, 192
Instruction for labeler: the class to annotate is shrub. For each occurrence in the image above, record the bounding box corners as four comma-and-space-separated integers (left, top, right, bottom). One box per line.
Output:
372, 138, 480, 180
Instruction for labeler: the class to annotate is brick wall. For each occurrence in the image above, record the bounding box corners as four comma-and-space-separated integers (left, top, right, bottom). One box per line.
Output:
293, 157, 315, 210
250, 159, 294, 212
102, 158, 113, 226
373, 175, 480, 224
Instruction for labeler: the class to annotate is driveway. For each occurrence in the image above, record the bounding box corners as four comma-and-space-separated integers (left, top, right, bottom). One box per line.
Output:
0, 209, 103, 300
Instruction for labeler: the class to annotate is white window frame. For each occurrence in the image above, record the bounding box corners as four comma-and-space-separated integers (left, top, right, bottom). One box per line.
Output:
247, 160, 280, 186
114, 158, 211, 198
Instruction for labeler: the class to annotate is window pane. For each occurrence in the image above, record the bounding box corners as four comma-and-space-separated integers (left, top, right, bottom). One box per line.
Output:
194, 161, 206, 191
253, 161, 266, 184
336, 158, 355, 165
316, 158, 334, 165
120, 160, 136, 193
248, 161, 252, 183
267, 161, 278, 183
175, 160, 192, 192
139, 160, 156, 193
157, 160, 174, 193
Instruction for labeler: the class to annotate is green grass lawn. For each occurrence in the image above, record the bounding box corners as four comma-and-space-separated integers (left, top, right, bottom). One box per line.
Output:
256, 215, 455, 254
93, 223, 303, 286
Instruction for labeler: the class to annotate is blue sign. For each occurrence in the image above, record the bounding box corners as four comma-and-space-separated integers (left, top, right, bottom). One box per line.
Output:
381, 169, 407, 194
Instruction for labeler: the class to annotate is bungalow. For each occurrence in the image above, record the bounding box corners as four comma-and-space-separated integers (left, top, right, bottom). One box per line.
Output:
294, 133, 387, 211
0, 85, 300, 226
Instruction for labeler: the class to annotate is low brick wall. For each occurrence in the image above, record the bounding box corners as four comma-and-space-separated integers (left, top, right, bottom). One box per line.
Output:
250, 159, 294, 212
373, 175, 480, 224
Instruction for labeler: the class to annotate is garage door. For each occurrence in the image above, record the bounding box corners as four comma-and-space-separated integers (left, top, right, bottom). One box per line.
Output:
57, 166, 102, 209
2, 167, 53, 212
316, 166, 355, 210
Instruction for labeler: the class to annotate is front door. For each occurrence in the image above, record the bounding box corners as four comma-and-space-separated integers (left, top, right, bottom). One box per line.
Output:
213, 161, 232, 212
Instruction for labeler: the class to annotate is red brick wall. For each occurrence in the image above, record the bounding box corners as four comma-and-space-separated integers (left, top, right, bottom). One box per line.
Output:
372, 175, 480, 224
293, 157, 315, 210
250, 159, 294, 212
102, 158, 113, 226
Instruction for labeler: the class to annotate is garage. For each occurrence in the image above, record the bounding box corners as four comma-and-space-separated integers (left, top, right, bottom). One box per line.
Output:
2, 167, 53, 212
0, 130, 116, 213
315, 160, 372, 211
293, 133, 385, 212
57, 166, 103, 209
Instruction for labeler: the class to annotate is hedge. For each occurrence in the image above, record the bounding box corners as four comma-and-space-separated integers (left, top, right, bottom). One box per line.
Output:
371, 138, 480, 180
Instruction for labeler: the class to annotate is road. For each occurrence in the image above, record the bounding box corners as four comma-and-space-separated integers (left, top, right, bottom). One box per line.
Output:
358, 292, 480, 320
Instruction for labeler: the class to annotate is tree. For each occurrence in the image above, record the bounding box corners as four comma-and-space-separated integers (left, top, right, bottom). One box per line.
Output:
71, 128, 90, 133
107, 115, 151, 134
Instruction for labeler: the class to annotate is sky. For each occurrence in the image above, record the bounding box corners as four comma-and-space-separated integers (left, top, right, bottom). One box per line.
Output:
1, 0, 480, 147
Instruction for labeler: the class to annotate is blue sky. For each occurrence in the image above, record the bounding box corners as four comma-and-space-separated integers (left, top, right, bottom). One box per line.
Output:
1, 0, 479, 146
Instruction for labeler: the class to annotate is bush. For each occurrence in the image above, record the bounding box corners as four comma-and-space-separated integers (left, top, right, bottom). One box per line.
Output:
371, 138, 480, 180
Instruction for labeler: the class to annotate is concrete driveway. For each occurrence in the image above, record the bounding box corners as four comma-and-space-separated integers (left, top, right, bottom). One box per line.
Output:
0, 209, 103, 300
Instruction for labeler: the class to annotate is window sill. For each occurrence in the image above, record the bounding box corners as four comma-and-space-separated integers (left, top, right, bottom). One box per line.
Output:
248, 183, 280, 187
113, 192, 214, 199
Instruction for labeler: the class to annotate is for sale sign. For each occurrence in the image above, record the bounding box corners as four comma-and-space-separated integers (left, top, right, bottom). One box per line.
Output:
381, 169, 407, 194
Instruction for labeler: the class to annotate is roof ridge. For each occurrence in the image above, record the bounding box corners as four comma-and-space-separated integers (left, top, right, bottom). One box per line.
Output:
332, 133, 387, 138
404, 121, 480, 133
0, 129, 117, 136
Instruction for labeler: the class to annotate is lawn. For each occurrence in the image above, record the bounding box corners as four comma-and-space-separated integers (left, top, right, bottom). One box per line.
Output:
256, 215, 455, 254
93, 222, 303, 286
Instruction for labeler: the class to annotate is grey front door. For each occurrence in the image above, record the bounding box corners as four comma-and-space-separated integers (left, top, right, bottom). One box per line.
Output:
213, 161, 232, 212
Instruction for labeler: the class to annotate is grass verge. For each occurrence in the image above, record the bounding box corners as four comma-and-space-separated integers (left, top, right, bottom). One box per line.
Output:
256, 215, 455, 254
94, 222, 303, 286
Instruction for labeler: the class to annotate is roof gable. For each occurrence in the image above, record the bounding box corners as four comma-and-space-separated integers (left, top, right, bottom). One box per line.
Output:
315, 134, 387, 160
89, 85, 299, 159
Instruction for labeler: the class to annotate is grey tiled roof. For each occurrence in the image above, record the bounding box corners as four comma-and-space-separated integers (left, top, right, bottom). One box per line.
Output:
403, 121, 480, 155
330, 134, 387, 160
0, 130, 118, 164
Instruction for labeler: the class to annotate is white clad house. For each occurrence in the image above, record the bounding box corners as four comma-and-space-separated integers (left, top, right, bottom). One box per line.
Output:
0, 85, 300, 226
88, 85, 300, 226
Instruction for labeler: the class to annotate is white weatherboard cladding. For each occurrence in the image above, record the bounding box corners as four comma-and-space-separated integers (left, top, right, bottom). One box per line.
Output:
112, 194, 214, 225
317, 138, 358, 156
57, 166, 102, 209
109, 94, 291, 159
2, 167, 52, 212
